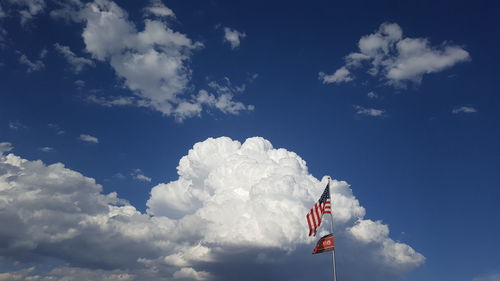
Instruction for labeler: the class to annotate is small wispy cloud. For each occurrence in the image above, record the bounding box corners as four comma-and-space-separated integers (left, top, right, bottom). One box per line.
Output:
48, 123, 65, 135
113, 173, 126, 180
79, 134, 99, 144
367, 91, 378, 99
6, 0, 46, 25
39, 147, 53, 152
354, 105, 386, 117
54, 43, 94, 73
452, 106, 477, 114
39, 48, 48, 59
172, 77, 254, 122
472, 273, 500, 281
74, 80, 86, 89
131, 169, 152, 182
0, 4, 6, 19
9, 120, 28, 130
86, 95, 137, 107
17, 52, 45, 73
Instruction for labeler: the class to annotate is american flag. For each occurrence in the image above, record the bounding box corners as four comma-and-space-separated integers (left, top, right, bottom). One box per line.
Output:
306, 183, 331, 236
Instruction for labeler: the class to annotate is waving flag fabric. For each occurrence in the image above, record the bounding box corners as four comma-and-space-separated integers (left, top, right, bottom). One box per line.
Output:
312, 233, 335, 254
306, 183, 331, 236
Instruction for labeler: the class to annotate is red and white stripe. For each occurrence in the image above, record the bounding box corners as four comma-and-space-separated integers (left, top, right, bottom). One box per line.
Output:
306, 199, 331, 236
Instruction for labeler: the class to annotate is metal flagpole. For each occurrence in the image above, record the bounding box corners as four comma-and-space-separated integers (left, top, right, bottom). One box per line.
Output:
328, 177, 338, 281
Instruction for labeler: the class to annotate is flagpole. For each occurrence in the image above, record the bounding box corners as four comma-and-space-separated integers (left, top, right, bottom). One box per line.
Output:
328, 177, 338, 281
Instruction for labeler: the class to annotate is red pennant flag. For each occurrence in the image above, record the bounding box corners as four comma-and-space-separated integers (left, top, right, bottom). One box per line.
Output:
312, 233, 335, 254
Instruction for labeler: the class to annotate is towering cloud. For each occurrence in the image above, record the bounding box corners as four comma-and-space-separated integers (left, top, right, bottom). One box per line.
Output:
0, 137, 424, 280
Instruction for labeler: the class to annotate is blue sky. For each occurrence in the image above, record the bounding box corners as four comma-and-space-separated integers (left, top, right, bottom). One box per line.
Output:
1, 0, 499, 280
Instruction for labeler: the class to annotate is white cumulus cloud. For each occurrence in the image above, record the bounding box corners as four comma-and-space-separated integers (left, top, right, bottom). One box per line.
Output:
0, 147, 178, 280
223, 27, 246, 49
146, 136, 424, 279
320, 22, 470, 88
349, 219, 389, 243
79, 0, 200, 118
319, 67, 353, 84
0, 137, 424, 280
53, 0, 252, 121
